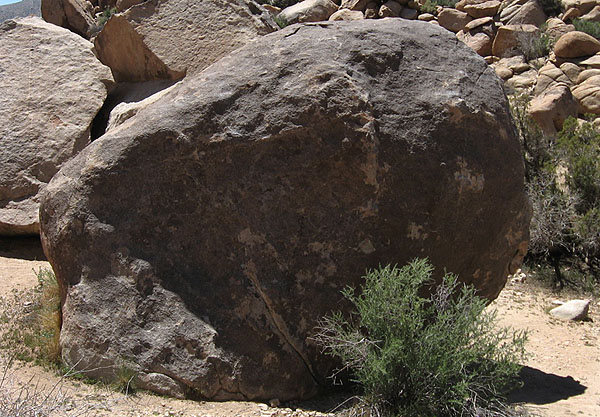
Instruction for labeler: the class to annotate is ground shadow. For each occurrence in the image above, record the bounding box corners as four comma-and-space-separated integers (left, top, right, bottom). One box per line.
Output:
0, 236, 46, 261
509, 365, 587, 405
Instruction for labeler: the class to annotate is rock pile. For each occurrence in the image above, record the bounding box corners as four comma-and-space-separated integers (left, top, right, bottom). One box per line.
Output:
39, 19, 529, 400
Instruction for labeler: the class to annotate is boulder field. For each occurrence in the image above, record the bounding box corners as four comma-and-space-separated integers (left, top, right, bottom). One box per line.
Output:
40, 19, 530, 400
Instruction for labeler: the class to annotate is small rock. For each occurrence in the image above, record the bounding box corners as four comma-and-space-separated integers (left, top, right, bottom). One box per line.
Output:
549, 299, 590, 320
562, 7, 581, 22
270, 398, 281, 407
418, 12, 435, 21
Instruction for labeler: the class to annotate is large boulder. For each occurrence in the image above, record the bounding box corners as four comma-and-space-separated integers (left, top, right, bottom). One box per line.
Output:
492, 24, 540, 57
94, 0, 278, 82
554, 31, 600, 58
40, 19, 530, 400
0, 17, 113, 235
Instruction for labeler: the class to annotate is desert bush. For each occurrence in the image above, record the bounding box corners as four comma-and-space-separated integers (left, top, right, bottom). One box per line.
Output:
274, 14, 289, 29
419, 0, 458, 13
510, 92, 600, 287
314, 259, 527, 417
508, 93, 554, 181
0, 268, 61, 367
573, 18, 600, 40
97, 6, 117, 27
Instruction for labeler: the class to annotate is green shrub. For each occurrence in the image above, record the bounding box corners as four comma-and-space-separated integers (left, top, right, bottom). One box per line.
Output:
573, 19, 600, 39
419, 0, 458, 13
508, 93, 554, 181
97, 6, 117, 27
314, 259, 527, 417
274, 15, 289, 29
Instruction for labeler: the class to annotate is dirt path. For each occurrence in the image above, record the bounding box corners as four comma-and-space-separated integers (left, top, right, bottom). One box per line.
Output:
0, 239, 598, 416
495, 279, 600, 416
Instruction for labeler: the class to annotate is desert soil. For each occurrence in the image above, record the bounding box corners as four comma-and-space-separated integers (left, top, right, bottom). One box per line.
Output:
0, 238, 598, 417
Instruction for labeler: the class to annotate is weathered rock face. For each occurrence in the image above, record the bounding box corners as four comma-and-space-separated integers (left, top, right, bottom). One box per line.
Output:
94, 0, 278, 82
0, 17, 113, 235
40, 19, 530, 400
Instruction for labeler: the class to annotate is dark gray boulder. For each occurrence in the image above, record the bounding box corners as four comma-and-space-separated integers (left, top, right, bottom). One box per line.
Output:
40, 19, 530, 400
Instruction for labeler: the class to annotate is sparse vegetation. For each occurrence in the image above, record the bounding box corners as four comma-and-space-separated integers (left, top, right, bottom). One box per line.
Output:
419, 0, 458, 14
510, 93, 600, 290
0, 268, 61, 367
573, 18, 600, 40
314, 259, 527, 417
274, 14, 289, 29
97, 6, 117, 27
113, 364, 137, 395
522, 29, 555, 61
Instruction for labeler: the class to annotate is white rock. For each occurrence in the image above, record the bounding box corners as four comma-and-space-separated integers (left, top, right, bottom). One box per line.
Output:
549, 299, 590, 320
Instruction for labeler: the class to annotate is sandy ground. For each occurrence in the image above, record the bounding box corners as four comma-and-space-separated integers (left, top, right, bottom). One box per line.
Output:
0, 237, 598, 416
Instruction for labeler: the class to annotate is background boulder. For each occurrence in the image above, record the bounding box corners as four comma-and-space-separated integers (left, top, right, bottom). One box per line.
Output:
93, 0, 278, 82
0, 17, 113, 235
40, 19, 530, 400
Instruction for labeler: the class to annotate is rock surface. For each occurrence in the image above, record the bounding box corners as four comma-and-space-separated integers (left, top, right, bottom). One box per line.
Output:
40, 19, 530, 400
94, 0, 278, 82
0, 17, 112, 235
